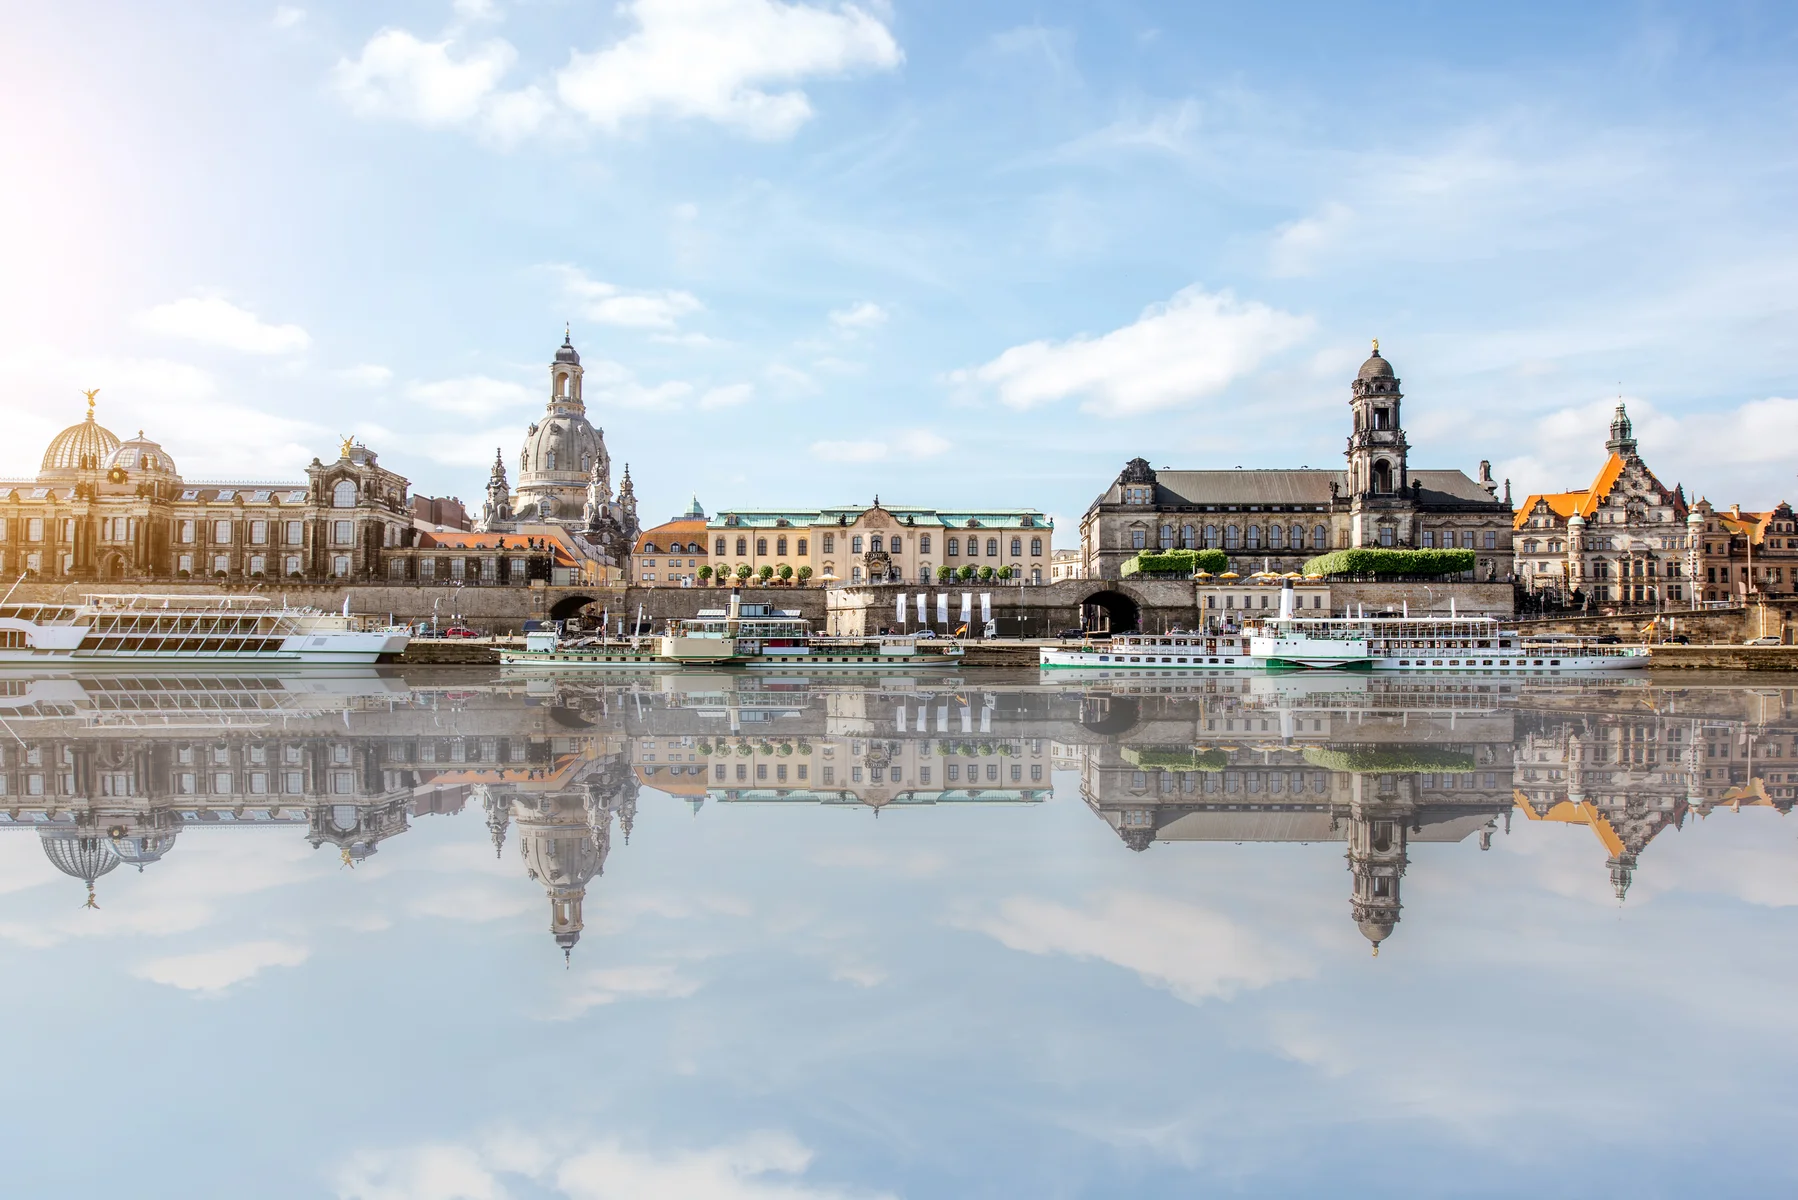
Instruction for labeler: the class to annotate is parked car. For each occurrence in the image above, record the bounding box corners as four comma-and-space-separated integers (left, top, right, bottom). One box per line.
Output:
1058, 628, 1087, 639
442, 626, 479, 639
1594, 634, 1622, 645
522, 619, 562, 634
1667, 634, 1691, 645
1746, 635, 1783, 646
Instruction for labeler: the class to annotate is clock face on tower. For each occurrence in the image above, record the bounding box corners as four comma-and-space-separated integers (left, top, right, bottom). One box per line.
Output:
107, 466, 128, 484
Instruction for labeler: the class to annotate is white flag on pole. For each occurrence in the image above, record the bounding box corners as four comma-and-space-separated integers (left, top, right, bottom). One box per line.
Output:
896, 593, 907, 623
917, 593, 927, 626
896, 705, 907, 731
937, 593, 949, 623
960, 593, 972, 622
960, 704, 972, 733
980, 593, 992, 623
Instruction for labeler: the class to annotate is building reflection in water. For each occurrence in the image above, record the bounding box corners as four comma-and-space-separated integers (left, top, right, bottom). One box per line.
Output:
1, 670, 1792, 957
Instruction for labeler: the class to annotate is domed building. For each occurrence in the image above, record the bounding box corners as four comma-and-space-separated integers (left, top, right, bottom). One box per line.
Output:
475, 331, 639, 568
39, 827, 122, 908
38, 394, 122, 482
104, 431, 179, 484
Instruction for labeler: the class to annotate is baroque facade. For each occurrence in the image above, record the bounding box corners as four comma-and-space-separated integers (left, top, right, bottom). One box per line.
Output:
0, 393, 414, 583
706, 500, 1053, 586
475, 331, 639, 570
1512, 404, 1695, 606
1080, 344, 1515, 581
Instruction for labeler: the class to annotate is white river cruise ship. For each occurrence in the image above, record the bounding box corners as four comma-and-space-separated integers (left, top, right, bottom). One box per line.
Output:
0, 594, 410, 668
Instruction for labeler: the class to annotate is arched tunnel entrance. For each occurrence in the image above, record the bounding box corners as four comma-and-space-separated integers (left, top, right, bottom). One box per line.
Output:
1081, 590, 1141, 635
549, 594, 600, 623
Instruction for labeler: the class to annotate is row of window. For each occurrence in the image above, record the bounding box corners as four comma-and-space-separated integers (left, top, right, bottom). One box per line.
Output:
710, 762, 1044, 784
0, 516, 391, 550
715, 533, 1047, 558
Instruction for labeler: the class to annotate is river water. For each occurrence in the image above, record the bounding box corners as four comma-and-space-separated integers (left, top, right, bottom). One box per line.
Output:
1, 668, 1793, 1198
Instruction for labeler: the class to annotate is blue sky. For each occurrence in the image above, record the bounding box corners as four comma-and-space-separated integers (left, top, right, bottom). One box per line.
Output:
2, 1, 1796, 539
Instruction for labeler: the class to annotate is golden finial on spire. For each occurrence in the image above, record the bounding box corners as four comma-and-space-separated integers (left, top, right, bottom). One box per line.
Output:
84, 882, 100, 910
83, 388, 99, 417
1371, 338, 1379, 354
340, 434, 355, 458
1371, 943, 1379, 957
341, 847, 355, 868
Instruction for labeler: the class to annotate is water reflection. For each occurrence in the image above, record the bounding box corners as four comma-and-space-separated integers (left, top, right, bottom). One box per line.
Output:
2, 669, 1791, 962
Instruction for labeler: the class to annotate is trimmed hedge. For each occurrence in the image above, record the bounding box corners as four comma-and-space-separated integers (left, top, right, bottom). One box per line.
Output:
1122, 746, 1229, 772
1300, 548, 1476, 578
1301, 746, 1478, 774
1120, 548, 1230, 577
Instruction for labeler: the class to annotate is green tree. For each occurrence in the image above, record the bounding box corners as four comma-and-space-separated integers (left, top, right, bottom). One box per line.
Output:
978, 565, 996, 582
698, 565, 713, 582
735, 564, 752, 581
936, 565, 954, 583
957, 565, 976, 581
758, 565, 774, 583
777, 563, 793, 582
997, 566, 1013, 581
796, 565, 813, 585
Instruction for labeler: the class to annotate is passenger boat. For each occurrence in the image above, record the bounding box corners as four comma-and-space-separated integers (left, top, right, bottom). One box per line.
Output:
1040, 630, 1255, 672
500, 593, 965, 671
0, 594, 410, 667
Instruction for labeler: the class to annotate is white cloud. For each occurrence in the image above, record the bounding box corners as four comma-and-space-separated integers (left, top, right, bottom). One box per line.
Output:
548, 963, 701, 1019
828, 300, 886, 331
550, 265, 704, 331
809, 428, 950, 463
960, 891, 1311, 1004
135, 296, 311, 356
453, 0, 500, 21
272, 6, 305, 30
405, 375, 534, 416
579, 358, 694, 410
335, 363, 393, 386
950, 285, 1312, 416
132, 940, 309, 994
335, 1131, 884, 1200
1269, 201, 1355, 278
764, 363, 817, 393
555, 0, 904, 139
699, 383, 754, 410
331, 27, 551, 143
408, 885, 536, 923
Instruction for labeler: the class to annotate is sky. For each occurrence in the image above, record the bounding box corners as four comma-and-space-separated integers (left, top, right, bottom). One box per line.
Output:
2, 0, 1797, 542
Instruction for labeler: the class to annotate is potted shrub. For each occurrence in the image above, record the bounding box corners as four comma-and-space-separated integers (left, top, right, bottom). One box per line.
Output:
978, 566, 995, 582
997, 566, 1013, 581
936, 565, 954, 583
757, 565, 774, 584
176, 569, 191, 580
777, 563, 793, 583
698, 565, 713, 583
797, 566, 813, 586
735, 565, 752, 582
957, 565, 975, 581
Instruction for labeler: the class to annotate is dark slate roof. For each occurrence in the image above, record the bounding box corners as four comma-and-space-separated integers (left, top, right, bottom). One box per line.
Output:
1092, 467, 1501, 511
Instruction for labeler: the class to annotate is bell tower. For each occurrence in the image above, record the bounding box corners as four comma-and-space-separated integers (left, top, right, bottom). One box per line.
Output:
1345, 340, 1409, 499
1605, 400, 1637, 457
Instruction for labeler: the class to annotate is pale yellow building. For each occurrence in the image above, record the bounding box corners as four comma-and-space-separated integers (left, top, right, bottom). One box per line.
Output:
705, 501, 1053, 586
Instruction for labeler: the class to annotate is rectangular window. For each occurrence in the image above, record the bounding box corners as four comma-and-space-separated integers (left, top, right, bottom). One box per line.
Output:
919, 535, 930, 554
1030, 537, 1042, 556
851, 536, 863, 553
1379, 526, 1394, 547
449, 558, 465, 581
27, 517, 44, 542
213, 519, 231, 543
333, 555, 350, 577
286, 520, 303, 545
797, 538, 807, 555
1131, 529, 1146, 549
249, 555, 265, 576
420, 559, 435, 582
822, 533, 834, 554
212, 555, 228, 575
177, 553, 192, 575
250, 520, 267, 544
1483, 531, 1498, 550
285, 555, 300, 577
1422, 530, 1434, 548
333, 520, 353, 546
947, 537, 959, 557
389, 560, 406, 581
511, 557, 526, 582
482, 558, 496, 583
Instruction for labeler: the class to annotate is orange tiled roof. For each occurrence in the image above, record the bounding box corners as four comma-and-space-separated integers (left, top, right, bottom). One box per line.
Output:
1512, 453, 1632, 530
635, 518, 708, 555
1513, 490, 1589, 529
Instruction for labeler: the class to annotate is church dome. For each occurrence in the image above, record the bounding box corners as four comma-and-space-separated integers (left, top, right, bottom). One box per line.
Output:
40, 829, 122, 905
108, 814, 184, 871
40, 403, 122, 478
1356, 347, 1395, 382
555, 331, 581, 365
1357, 917, 1395, 949
105, 431, 179, 480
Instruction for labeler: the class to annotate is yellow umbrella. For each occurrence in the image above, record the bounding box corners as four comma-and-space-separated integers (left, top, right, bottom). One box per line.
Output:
1218, 571, 1240, 580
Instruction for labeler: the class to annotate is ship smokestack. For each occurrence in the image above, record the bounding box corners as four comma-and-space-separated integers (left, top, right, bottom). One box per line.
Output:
1278, 578, 1295, 621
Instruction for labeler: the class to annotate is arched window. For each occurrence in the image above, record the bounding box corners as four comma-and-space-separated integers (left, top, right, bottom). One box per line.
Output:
1011, 536, 1023, 556
890, 535, 901, 554
546, 451, 557, 472
986, 538, 998, 556
1290, 525, 1304, 550
852, 536, 864, 553
715, 537, 726, 556
947, 537, 959, 557
1030, 537, 1042, 556
1246, 525, 1262, 550
1181, 525, 1196, 549
776, 536, 788, 555
581, 454, 591, 473
822, 533, 835, 553
1205, 525, 1218, 548
1314, 524, 1327, 548
756, 538, 768, 555
870, 535, 883, 553
851, 566, 863, 584
1268, 524, 1284, 549
1158, 524, 1174, 549
332, 480, 357, 508
796, 538, 807, 555
1372, 460, 1392, 494
920, 534, 931, 554
1224, 525, 1241, 550
736, 537, 748, 556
